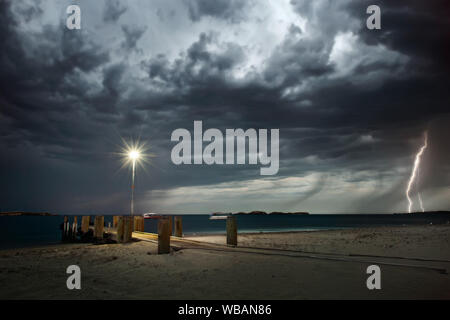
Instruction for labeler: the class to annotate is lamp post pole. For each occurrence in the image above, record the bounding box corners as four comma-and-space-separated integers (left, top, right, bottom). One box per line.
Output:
131, 159, 136, 216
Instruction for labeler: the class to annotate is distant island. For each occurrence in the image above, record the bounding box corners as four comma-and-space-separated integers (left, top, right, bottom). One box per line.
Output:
212, 211, 309, 216
0, 211, 56, 216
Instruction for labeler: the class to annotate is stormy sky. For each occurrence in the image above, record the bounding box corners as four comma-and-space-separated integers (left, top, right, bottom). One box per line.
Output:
0, 0, 449, 214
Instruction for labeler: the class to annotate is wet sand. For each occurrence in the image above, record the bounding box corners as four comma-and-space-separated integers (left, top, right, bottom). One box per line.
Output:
0, 224, 449, 299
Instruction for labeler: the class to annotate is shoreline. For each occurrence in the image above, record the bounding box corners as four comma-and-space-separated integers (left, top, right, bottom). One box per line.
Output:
0, 224, 449, 299
1, 222, 449, 251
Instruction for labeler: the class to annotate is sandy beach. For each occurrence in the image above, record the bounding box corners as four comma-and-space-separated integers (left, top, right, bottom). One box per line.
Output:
0, 224, 449, 299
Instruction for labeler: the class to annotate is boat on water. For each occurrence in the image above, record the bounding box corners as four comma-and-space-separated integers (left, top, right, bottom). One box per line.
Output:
143, 213, 162, 219
209, 214, 229, 220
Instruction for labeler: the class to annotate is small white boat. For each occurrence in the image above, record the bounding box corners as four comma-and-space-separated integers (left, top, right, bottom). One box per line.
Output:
143, 213, 162, 219
209, 215, 229, 220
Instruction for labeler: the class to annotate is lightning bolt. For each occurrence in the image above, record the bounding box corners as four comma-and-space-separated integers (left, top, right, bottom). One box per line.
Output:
406, 131, 428, 213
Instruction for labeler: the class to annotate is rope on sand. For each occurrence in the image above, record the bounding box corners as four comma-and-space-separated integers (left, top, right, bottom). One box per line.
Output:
347, 253, 450, 263
178, 246, 448, 275
235, 244, 450, 263
132, 232, 448, 274
168, 235, 450, 264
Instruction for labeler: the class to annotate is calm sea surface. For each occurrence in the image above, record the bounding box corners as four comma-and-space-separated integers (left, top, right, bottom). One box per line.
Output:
1, 213, 449, 250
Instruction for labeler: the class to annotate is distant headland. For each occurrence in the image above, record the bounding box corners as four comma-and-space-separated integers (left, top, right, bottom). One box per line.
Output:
0, 211, 57, 216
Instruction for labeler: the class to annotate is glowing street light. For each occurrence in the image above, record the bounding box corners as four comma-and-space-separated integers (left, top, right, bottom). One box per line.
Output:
117, 138, 154, 216
129, 150, 140, 161
128, 149, 140, 216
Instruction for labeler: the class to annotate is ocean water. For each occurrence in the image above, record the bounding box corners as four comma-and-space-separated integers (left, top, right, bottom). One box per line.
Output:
0, 213, 449, 250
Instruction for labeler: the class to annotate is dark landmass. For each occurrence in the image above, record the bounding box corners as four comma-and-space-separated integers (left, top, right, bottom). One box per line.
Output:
269, 211, 309, 215
393, 211, 450, 215
211, 211, 309, 216
0, 211, 56, 216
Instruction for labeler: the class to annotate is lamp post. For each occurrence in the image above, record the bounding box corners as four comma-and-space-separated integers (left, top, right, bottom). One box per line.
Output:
128, 150, 140, 216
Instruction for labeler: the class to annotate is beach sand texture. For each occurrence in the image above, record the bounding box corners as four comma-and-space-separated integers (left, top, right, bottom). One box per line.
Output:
0, 224, 449, 299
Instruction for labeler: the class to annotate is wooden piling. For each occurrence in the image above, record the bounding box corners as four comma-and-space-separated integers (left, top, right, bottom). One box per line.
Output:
174, 216, 183, 237
117, 216, 124, 242
118, 216, 133, 243
140, 216, 145, 231
71, 216, 78, 240
113, 216, 119, 228
226, 215, 237, 246
126, 216, 133, 239
94, 216, 104, 239
62, 216, 69, 241
168, 216, 173, 235
133, 216, 144, 232
158, 217, 171, 254
81, 216, 90, 233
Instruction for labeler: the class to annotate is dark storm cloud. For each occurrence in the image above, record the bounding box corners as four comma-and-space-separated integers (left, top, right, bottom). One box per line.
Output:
103, 0, 127, 23
263, 29, 334, 85
0, 0, 449, 213
12, 0, 43, 22
121, 25, 147, 51
135, 0, 450, 200
346, 0, 450, 71
103, 63, 125, 96
0, 0, 111, 156
184, 0, 249, 22
145, 32, 245, 92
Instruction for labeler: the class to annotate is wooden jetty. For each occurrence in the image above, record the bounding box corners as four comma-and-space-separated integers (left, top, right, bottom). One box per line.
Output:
61, 214, 238, 254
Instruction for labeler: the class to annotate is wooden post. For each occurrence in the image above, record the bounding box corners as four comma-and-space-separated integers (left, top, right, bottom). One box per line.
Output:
94, 216, 104, 239
71, 216, 78, 240
126, 216, 133, 238
133, 216, 144, 232
226, 215, 237, 246
113, 216, 119, 228
174, 216, 183, 237
81, 216, 90, 233
168, 216, 173, 235
126, 216, 132, 241
117, 216, 124, 243
62, 216, 69, 241
134, 216, 144, 231
117, 216, 132, 243
141, 216, 145, 231
158, 217, 171, 254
